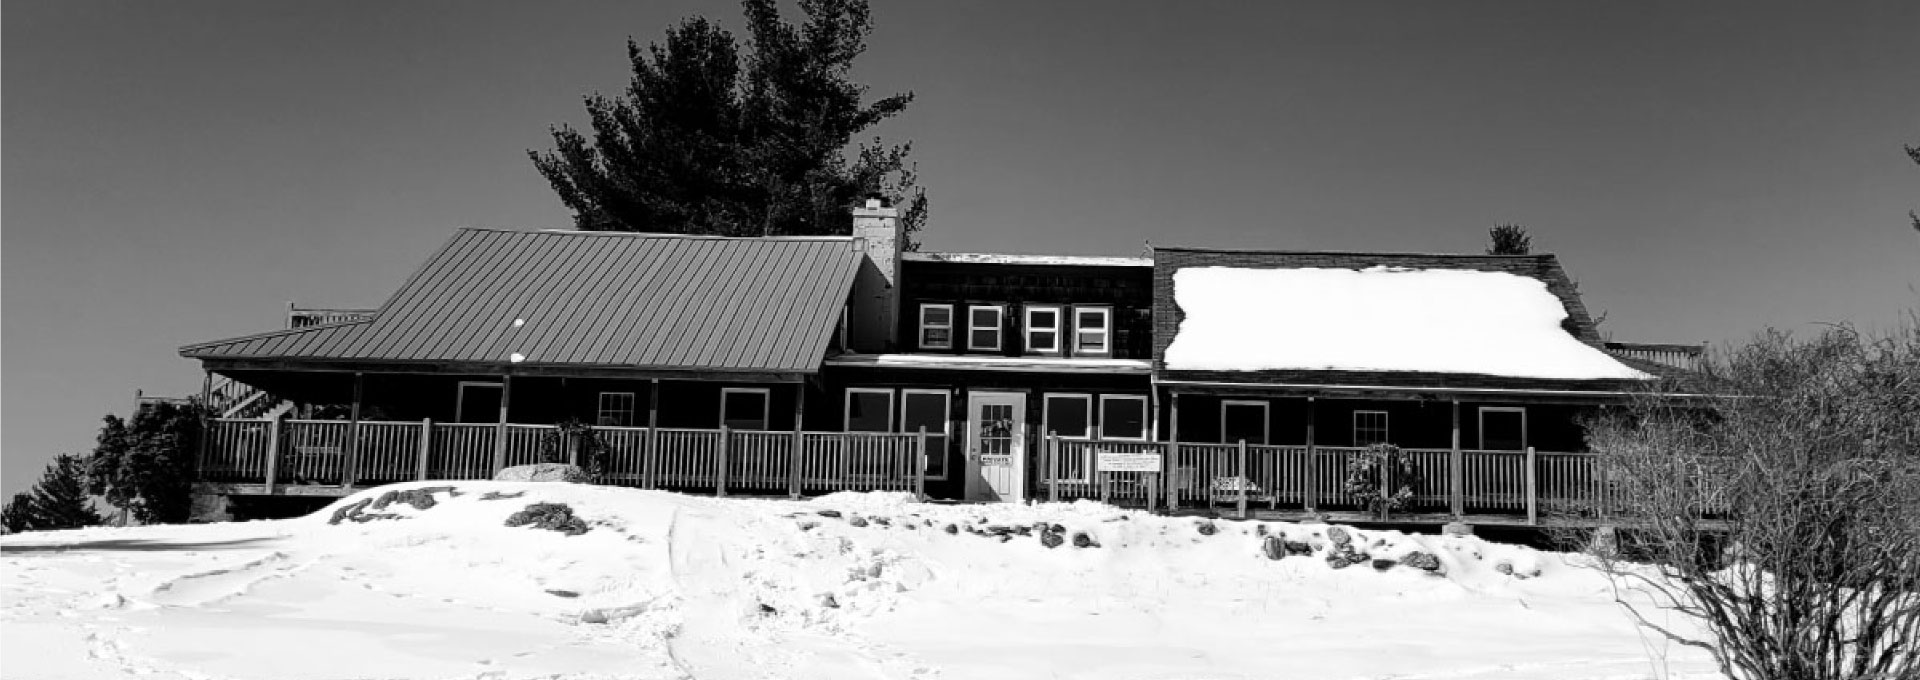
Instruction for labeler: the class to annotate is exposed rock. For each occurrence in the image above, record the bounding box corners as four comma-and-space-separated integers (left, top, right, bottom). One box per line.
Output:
797, 521, 820, 531
1254, 524, 1269, 536
1196, 522, 1218, 536
818, 593, 839, 609
817, 509, 843, 518
1284, 541, 1314, 556
1402, 551, 1443, 573
328, 499, 372, 525
1072, 532, 1099, 549
1262, 535, 1286, 560
1326, 549, 1369, 569
1441, 522, 1474, 537
504, 502, 590, 536
370, 486, 455, 511
545, 589, 579, 598
943, 524, 959, 534
1370, 559, 1397, 571
985, 525, 1013, 536
872, 516, 890, 527
848, 516, 869, 528
1494, 561, 1515, 576
1014, 525, 1032, 536
1041, 531, 1065, 549
493, 463, 590, 483
479, 490, 526, 501
1328, 526, 1353, 549
1048, 523, 1065, 535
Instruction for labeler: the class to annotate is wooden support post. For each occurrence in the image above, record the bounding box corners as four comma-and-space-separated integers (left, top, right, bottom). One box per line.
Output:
263, 413, 284, 494
492, 375, 512, 475
716, 425, 730, 497
1525, 446, 1539, 526
1047, 431, 1060, 503
1166, 392, 1181, 512
1095, 432, 1109, 506
914, 426, 928, 501
1450, 400, 1464, 518
416, 419, 433, 481
789, 385, 805, 498
196, 371, 213, 475
344, 372, 363, 488
1304, 397, 1317, 514
644, 379, 660, 489
1236, 438, 1250, 519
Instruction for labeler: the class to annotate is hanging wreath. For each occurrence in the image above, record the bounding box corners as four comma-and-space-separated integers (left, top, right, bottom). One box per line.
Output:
1343, 443, 1417, 519
538, 418, 611, 483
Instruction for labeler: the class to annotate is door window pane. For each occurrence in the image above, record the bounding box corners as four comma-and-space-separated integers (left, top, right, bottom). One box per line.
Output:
979, 403, 1016, 455
845, 389, 893, 433
1100, 396, 1147, 439
902, 391, 949, 478
721, 389, 769, 431
1480, 408, 1525, 450
1222, 401, 1268, 444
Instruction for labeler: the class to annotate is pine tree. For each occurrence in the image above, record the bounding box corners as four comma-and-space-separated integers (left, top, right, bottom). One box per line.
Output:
529, 0, 928, 248
1487, 223, 1532, 255
89, 401, 203, 524
31, 454, 103, 529
1, 493, 34, 533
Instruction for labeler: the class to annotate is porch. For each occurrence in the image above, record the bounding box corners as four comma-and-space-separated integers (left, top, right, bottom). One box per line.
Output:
201, 418, 932, 498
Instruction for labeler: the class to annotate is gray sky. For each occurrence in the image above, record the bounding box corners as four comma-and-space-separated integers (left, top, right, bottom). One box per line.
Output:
5, 0, 1917, 496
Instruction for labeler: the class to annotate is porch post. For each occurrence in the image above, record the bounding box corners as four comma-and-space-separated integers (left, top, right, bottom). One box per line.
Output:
914, 426, 928, 501
196, 371, 213, 475
344, 372, 363, 488
1236, 438, 1250, 519
716, 425, 730, 497
263, 412, 283, 494
1046, 431, 1059, 503
1094, 429, 1108, 506
492, 375, 512, 475
789, 384, 805, 499
1165, 391, 1180, 512
1450, 400, 1464, 518
1303, 397, 1317, 514
644, 379, 660, 489
1525, 446, 1538, 526
416, 418, 433, 480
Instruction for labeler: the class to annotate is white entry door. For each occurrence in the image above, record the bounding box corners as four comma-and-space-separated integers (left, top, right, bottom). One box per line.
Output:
964, 391, 1027, 502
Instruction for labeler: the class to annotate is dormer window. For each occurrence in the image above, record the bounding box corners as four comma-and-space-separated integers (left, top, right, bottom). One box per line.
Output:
1024, 304, 1062, 354
967, 305, 1004, 351
918, 304, 953, 350
1075, 306, 1111, 355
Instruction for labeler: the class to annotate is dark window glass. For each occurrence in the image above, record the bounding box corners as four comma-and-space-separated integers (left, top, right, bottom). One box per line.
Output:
902, 392, 949, 477
1100, 397, 1147, 439
846, 391, 892, 432
1222, 402, 1267, 444
722, 390, 768, 430
1045, 395, 1091, 438
1354, 411, 1389, 446
1481, 409, 1525, 450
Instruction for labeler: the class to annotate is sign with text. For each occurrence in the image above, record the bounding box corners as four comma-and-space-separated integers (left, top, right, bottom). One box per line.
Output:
1096, 451, 1163, 473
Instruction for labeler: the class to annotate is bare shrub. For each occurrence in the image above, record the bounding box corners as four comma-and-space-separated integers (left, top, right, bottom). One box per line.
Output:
1585, 323, 1920, 680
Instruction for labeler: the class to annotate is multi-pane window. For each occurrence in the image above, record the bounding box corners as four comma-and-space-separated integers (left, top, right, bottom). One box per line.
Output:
1099, 395, 1148, 440
918, 304, 953, 350
1075, 306, 1111, 355
901, 390, 950, 479
968, 305, 1004, 351
596, 392, 636, 427
1221, 400, 1269, 445
720, 388, 770, 431
1025, 305, 1062, 354
844, 388, 894, 433
1479, 407, 1526, 451
1354, 410, 1390, 446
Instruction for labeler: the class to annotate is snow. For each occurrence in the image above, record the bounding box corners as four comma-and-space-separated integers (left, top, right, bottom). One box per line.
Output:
2, 483, 1719, 679
1164, 266, 1654, 380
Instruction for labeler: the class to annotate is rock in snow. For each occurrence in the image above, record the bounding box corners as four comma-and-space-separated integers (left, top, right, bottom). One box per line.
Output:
492, 463, 590, 483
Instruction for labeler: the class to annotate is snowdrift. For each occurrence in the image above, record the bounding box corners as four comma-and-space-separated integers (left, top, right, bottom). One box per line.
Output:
2, 482, 1718, 679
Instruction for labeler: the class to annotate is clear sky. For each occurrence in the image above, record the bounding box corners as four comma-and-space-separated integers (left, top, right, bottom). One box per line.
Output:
5, 0, 1917, 496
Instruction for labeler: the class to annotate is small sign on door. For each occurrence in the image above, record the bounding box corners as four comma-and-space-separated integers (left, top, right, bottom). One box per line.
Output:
1096, 451, 1163, 473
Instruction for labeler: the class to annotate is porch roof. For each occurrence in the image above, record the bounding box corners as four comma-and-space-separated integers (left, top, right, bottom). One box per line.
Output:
181, 229, 866, 377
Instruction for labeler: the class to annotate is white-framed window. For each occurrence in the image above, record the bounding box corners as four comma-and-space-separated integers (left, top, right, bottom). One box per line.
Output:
844, 388, 895, 433
596, 392, 636, 427
1074, 306, 1112, 356
967, 305, 1004, 351
1099, 395, 1149, 440
1221, 400, 1269, 445
1043, 393, 1094, 481
918, 304, 953, 350
456, 381, 503, 424
900, 389, 951, 479
1354, 410, 1390, 446
720, 387, 771, 431
1024, 304, 1062, 354
1479, 406, 1527, 451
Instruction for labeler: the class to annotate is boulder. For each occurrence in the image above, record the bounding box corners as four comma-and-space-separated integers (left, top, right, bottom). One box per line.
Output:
848, 516, 869, 528
817, 509, 843, 518
1196, 522, 1218, 536
1370, 558, 1397, 571
1327, 526, 1353, 549
1072, 532, 1099, 549
943, 523, 959, 535
1441, 522, 1474, 537
1402, 551, 1443, 573
504, 502, 590, 536
1284, 541, 1314, 556
1041, 531, 1065, 549
1262, 535, 1286, 560
493, 463, 590, 483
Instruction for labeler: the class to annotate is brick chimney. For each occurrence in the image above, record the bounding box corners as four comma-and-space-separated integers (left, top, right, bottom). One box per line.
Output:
848, 198, 901, 352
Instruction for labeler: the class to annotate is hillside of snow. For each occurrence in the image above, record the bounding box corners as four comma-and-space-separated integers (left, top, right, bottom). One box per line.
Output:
2, 483, 1719, 679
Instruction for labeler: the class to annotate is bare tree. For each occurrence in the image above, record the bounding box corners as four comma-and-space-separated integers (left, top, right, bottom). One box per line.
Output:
1584, 322, 1920, 680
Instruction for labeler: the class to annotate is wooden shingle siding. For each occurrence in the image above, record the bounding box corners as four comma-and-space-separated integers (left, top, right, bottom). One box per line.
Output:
181, 229, 864, 375
899, 260, 1155, 359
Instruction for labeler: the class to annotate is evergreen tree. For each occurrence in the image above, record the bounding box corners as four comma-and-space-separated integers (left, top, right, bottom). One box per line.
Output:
1906, 143, 1918, 232
29, 454, 102, 529
88, 401, 203, 524
530, 0, 928, 248
1, 493, 34, 533
1487, 223, 1532, 255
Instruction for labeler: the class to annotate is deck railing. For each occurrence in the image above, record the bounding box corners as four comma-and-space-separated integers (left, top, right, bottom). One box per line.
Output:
201, 418, 928, 498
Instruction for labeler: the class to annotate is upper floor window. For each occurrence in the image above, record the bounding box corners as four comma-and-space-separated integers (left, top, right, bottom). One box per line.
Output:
1025, 304, 1062, 354
918, 304, 953, 350
968, 305, 1004, 351
1075, 306, 1111, 355
1354, 410, 1390, 446
721, 388, 770, 431
596, 392, 636, 427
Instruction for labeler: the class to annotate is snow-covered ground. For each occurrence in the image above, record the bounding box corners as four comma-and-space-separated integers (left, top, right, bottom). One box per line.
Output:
2, 483, 1718, 679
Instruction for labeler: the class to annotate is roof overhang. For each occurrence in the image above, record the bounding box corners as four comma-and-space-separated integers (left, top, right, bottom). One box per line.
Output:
199, 357, 808, 383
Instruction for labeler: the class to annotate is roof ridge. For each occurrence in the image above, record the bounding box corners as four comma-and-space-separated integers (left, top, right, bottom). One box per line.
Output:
1152, 245, 1557, 259
179, 317, 374, 352
456, 226, 855, 242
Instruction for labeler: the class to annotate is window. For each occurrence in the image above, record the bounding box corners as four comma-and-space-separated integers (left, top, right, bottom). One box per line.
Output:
1221, 400, 1269, 445
1479, 407, 1526, 451
596, 392, 636, 427
1099, 395, 1148, 440
918, 304, 953, 350
1024, 304, 1062, 354
1354, 410, 1390, 446
456, 382, 503, 424
1074, 306, 1111, 355
901, 390, 951, 479
968, 305, 1004, 351
1042, 393, 1092, 439
844, 388, 894, 433
720, 388, 770, 431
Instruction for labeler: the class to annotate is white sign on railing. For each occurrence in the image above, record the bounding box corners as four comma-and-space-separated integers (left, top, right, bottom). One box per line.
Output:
1097, 451, 1163, 473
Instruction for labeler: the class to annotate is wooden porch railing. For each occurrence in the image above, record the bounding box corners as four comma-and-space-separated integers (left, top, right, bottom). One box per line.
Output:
201, 418, 928, 498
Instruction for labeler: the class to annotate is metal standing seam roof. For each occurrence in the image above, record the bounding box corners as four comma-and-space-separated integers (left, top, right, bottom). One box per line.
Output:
180, 229, 867, 374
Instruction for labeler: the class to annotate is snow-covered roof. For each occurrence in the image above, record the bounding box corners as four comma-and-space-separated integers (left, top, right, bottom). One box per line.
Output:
1163, 266, 1651, 380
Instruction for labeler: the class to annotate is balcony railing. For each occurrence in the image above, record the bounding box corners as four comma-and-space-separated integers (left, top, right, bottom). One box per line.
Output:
201, 418, 931, 498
